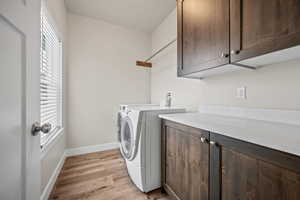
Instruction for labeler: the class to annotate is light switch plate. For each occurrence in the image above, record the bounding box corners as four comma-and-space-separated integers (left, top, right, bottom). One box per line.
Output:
237, 87, 247, 99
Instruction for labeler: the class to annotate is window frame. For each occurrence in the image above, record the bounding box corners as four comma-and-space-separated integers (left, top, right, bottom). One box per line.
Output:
40, 3, 64, 151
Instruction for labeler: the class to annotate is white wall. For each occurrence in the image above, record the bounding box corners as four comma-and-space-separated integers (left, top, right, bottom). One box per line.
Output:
41, 0, 67, 194
67, 14, 151, 149
151, 9, 300, 111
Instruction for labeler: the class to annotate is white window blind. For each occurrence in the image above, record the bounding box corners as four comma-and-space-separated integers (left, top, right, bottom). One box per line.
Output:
40, 9, 63, 147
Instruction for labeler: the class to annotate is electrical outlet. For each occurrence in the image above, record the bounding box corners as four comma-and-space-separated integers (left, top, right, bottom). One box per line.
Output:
237, 87, 247, 99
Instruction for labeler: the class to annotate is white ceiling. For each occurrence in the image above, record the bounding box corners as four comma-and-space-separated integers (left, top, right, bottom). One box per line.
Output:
65, 0, 176, 32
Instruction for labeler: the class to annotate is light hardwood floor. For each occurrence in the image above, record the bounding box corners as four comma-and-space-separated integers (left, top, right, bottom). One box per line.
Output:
49, 149, 171, 200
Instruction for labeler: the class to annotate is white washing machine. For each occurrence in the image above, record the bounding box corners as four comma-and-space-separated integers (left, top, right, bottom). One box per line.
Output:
117, 104, 185, 192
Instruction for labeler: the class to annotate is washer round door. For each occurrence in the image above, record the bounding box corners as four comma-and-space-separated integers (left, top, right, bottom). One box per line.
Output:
120, 116, 135, 160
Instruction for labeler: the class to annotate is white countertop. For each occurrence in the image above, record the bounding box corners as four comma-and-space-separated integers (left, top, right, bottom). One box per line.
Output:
159, 112, 300, 157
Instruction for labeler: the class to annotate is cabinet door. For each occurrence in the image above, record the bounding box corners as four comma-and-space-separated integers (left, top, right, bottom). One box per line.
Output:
210, 133, 300, 200
162, 120, 209, 200
177, 0, 230, 76
230, 0, 300, 63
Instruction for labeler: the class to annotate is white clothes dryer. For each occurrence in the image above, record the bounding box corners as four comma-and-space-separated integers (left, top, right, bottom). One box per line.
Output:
117, 104, 185, 192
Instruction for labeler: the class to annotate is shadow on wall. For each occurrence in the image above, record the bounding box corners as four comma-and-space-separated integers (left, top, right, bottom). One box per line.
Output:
150, 41, 300, 111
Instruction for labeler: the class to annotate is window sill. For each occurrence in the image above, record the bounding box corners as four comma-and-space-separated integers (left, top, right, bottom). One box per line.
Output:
41, 128, 64, 159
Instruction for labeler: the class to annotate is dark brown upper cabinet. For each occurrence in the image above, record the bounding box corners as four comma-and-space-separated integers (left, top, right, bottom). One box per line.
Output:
230, 0, 300, 63
177, 0, 230, 76
178, 0, 300, 78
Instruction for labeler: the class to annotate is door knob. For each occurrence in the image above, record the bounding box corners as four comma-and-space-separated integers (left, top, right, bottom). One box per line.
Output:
31, 122, 52, 136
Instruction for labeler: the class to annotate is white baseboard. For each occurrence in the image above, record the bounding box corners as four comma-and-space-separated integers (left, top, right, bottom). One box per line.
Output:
40, 152, 66, 200
65, 142, 119, 157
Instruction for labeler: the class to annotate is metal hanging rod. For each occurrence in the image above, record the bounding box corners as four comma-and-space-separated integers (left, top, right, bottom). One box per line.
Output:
136, 38, 177, 68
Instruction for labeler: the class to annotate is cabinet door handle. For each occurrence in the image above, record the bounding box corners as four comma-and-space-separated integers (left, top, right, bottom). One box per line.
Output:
221, 53, 229, 58
230, 50, 240, 55
200, 137, 208, 143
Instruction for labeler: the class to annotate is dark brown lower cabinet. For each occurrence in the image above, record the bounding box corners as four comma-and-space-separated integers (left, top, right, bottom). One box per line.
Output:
161, 120, 210, 200
161, 119, 300, 200
210, 133, 300, 200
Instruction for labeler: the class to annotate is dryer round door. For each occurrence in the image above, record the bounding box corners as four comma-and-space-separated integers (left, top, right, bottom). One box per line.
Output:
120, 116, 135, 160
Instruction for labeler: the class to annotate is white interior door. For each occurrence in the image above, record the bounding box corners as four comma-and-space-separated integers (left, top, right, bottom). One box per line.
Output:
0, 0, 41, 200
